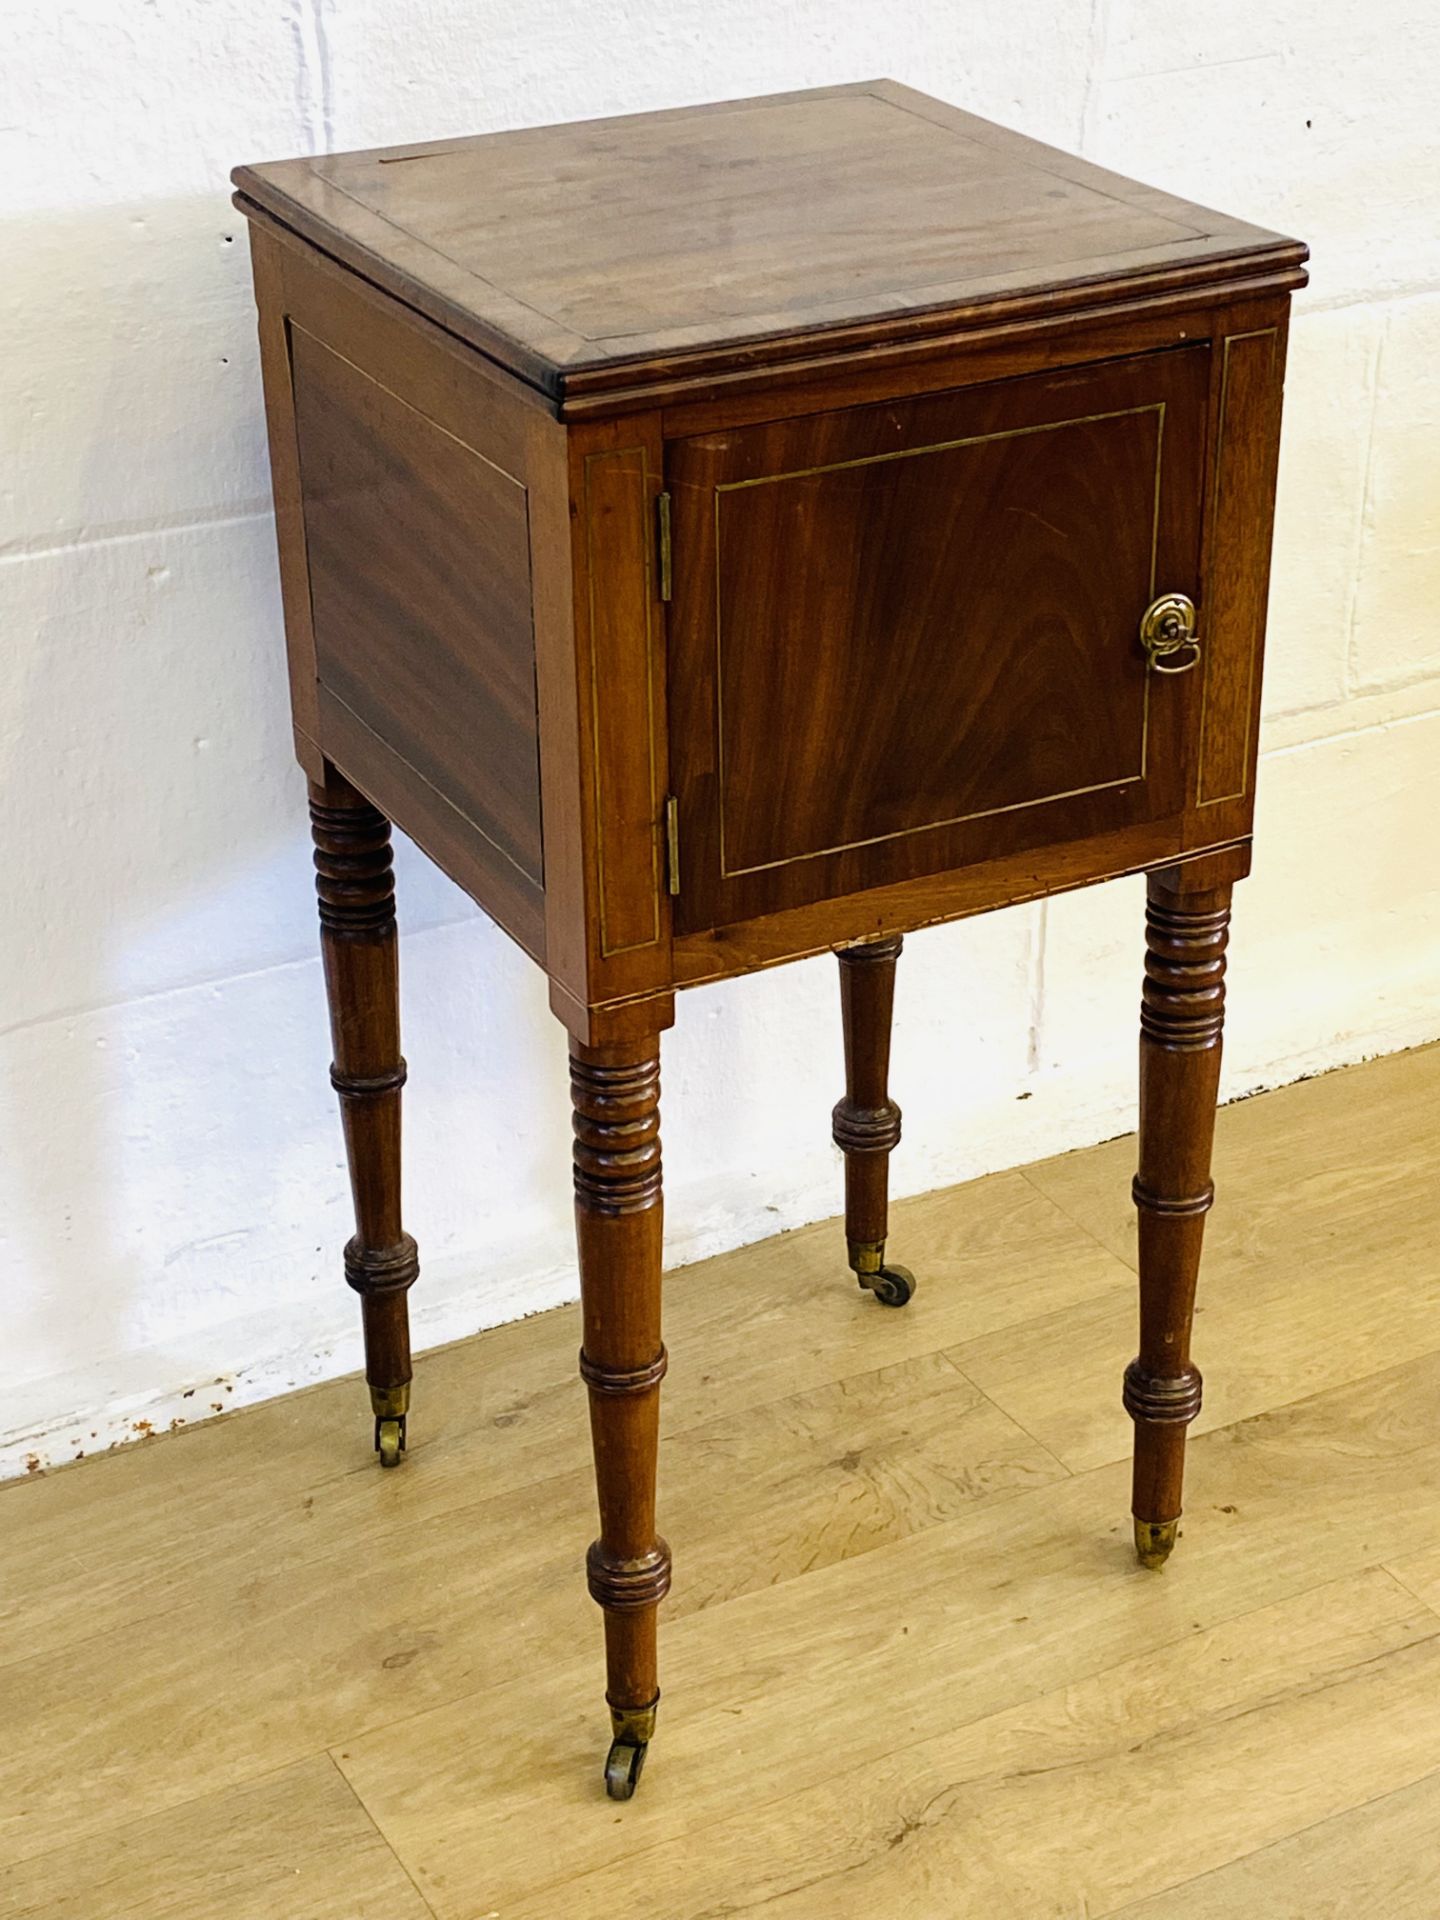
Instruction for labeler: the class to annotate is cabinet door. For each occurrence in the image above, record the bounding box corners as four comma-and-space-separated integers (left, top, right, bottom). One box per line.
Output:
666, 347, 1209, 935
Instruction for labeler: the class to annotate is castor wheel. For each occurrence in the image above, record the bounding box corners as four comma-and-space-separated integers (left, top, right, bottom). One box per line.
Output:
374, 1414, 406, 1468
370, 1384, 410, 1468
865, 1263, 916, 1307
603, 1698, 657, 1799
848, 1238, 917, 1307
604, 1737, 648, 1800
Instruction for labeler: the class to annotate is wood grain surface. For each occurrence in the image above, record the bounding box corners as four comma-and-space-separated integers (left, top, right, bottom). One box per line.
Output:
291, 325, 544, 889
668, 347, 1208, 933
0, 1758, 431, 1920
233, 81, 1305, 402
237, 98, 1298, 1031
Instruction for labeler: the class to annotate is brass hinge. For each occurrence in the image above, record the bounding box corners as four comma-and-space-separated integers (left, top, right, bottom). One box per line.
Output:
664, 796, 681, 896
656, 490, 673, 603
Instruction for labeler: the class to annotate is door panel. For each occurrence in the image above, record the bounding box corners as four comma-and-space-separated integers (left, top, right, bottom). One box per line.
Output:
667, 348, 1209, 935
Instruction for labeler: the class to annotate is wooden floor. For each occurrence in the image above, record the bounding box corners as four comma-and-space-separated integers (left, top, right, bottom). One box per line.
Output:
5, 1044, 1440, 1919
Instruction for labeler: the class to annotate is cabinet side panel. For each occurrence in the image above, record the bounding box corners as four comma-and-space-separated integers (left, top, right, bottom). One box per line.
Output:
249, 228, 322, 773
1196, 321, 1287, 807
317, 682, 542, 959
290, 325, 544, 887
253, 222, 552, 961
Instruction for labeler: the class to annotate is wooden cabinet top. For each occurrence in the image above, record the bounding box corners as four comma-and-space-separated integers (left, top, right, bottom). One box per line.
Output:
232, 79, 1306, 406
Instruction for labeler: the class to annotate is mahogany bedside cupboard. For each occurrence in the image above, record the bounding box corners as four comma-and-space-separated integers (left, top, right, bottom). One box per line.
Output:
232, 80, 1307, 1800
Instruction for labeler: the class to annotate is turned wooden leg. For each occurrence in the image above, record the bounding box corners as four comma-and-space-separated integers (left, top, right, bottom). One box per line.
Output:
571, 1035, 670, 1800
1126, 869, 1232, 1567
310, 769, 419, 1468
832, 935, 914, 1306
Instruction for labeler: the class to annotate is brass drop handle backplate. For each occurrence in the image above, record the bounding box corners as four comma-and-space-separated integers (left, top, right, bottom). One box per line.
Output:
1139, 592, 1200, 674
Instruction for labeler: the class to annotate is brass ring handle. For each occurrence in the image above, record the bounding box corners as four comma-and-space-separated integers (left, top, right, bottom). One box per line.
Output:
1140, 592, 1200, 675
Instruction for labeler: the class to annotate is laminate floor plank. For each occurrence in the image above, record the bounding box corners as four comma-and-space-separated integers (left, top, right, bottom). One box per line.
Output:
1103, 1765, 1440, 1920
954, 1042, 1440, 1469
1023, 1042, 1438, 1272
337, 1345, 1440, 1917
0, 1348, 1061, 1868
3, 1170, 1122, 1669
490, 1569, 1440, 1920
6, 1047, 1436, 1913
1381, 1538, 1440, 1614
0, 1755, 432, 1920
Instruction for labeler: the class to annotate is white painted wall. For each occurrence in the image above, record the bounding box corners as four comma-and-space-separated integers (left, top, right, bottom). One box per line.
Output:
4, 5, 1437, 1477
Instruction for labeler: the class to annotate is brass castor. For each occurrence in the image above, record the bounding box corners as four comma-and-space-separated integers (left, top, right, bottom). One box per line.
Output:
604, 1698, 657, 1800
371, 1384, 410, 1469
850, 1240, 917, 1308
1134, 1517, 1179, 1569
604, 1738, 647, 1799
375, 1415, 406, 1468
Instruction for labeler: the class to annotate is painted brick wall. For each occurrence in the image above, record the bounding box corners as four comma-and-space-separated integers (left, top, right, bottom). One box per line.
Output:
4, 5, 1436, 1474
